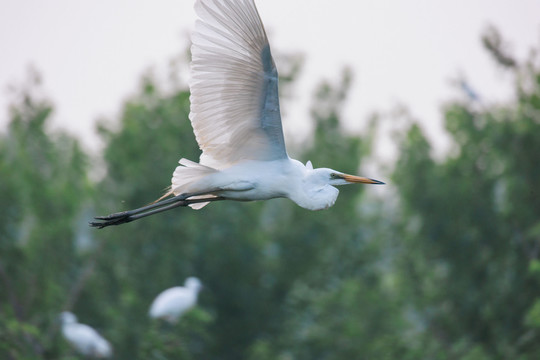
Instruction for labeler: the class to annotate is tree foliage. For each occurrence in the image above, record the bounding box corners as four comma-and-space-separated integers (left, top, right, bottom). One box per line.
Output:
391, 27, 540, 359
0, 74, 92, 359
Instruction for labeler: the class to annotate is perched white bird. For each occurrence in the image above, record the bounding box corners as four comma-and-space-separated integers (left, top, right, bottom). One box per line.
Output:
149, 277, 203, 323
59, 311, 113, 358
91, 0, 383, 228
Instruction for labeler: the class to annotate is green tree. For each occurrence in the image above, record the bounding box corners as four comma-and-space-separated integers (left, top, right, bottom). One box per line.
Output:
391, 27, 540, 359
0, 72, 93, 359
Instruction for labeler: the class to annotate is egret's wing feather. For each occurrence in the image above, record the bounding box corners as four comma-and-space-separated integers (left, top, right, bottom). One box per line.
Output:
190, 0, 287, 168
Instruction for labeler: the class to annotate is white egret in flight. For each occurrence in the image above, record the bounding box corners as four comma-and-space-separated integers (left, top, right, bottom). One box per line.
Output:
149, 277, 203, 324
91, 0, 383, 228
59, 311, 113, 358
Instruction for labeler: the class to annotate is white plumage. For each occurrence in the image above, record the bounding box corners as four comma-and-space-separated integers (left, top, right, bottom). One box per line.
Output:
168, 0, 384, 209
59, 312, 112, 358
149, 277, 203, 324
189, 0, 286, 168
90, 0, 383, 229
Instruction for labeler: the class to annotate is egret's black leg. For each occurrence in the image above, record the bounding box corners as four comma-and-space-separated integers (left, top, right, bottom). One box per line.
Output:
89, 192, 224, 229
93, 194, 188, 221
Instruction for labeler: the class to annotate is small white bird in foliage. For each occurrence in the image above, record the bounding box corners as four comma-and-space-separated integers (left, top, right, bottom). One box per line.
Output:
91, 0, 383, 228
149, 277, 203, 324
59, 311, 112, 358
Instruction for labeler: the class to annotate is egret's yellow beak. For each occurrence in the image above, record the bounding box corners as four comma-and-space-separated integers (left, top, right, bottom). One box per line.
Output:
342, 174, 385, 185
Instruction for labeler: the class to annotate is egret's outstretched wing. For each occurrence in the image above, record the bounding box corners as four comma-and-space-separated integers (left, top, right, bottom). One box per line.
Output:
190, 0, 287, 168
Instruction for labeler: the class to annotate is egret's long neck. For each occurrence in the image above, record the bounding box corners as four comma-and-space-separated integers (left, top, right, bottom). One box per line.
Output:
287, 167, 339, 211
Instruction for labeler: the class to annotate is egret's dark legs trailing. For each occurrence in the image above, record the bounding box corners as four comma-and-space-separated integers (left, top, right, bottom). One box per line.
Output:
89, 192, 224, 229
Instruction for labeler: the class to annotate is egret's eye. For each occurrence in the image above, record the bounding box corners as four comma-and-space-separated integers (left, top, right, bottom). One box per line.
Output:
330, 173, 339, 179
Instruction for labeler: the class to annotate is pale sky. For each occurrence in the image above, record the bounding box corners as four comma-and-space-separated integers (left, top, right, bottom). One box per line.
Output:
1, 0, 539, 158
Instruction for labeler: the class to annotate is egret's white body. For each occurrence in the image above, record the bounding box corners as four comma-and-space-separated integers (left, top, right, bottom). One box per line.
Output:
177, 158, 348, 210
59, 312, 112, 358
91, 0, 383, 228
149, 277, 202, 324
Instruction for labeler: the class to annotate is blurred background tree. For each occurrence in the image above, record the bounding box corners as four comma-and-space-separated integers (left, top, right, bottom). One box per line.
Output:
390, 27, 540, 359
0, 71, 93, 359
1, 27, 540, 360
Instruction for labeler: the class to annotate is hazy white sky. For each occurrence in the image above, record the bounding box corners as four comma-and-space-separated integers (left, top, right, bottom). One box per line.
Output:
1, 0, 539, 156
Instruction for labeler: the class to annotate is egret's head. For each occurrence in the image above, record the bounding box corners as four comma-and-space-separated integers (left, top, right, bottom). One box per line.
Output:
59, 311, 77, 325
310, 167, 385, 187
185, 277, 203, 292
294, 165, 382, 210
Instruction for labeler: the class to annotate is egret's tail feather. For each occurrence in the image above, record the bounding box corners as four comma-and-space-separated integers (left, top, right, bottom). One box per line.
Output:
154, 186, 173, 203
171, 158, 218, 209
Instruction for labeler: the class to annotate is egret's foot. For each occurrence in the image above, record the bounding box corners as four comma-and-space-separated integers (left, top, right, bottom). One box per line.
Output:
93, 211, 131, 221
89, 214, 133, 229
90, 210, 136, 228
